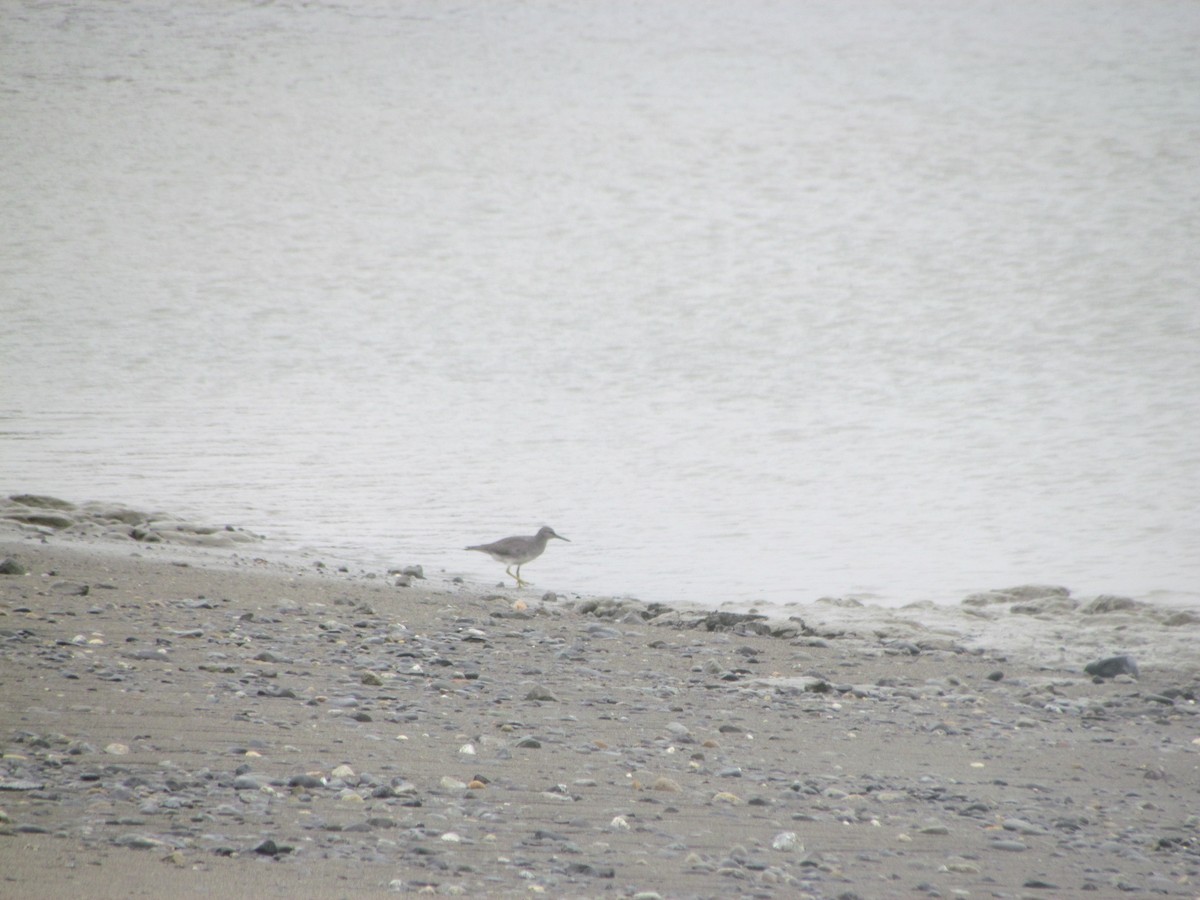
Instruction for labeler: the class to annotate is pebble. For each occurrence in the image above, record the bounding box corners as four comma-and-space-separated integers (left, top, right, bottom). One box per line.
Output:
0, 557, 27, 575
1084, 655, 1139, 679
1003, 817, 1049, 835
941, 860, 981, 874
990, 839, 1028, 851
771, 831, 801, 851
113, 834, 169, 850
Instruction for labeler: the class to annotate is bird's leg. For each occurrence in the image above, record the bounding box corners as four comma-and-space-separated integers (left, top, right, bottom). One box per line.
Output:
506, 564, 526, 588
514, 565, 526, 588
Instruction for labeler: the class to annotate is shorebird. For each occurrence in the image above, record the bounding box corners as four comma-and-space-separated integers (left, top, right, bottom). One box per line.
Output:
466, 526, 569, 588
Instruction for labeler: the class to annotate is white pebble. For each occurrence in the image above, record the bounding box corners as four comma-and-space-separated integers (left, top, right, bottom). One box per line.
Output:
771, 831, 801, 851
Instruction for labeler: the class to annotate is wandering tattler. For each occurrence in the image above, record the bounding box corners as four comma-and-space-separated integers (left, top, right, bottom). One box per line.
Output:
466, 526, 569, 588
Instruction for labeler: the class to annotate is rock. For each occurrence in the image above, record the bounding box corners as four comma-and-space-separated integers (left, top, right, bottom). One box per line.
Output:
0, 557, 27, 575
990, 839, 1028, 851
113, 834, 169, 850
692, 611, 770, 634
2, 510, 76, 529
92, 505, 151, 526
1164, 611, 1198, 627
1003, 818, 1049, 835
1084, 655, 1139, 679
665, 722, 692, 738
0, 779, 46, 791
1011, 595, 1079, 615
1002, 584, 1071, 599
963, 585, 1070, 607
787, 676, 831, 693
771, 831, 801, 851
1082, 595, 1137, 614
942, 859, 981, 874
253, 839, 292, 856
8, 494, 75, 510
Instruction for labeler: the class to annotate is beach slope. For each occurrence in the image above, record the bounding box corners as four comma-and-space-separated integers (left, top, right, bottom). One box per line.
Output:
1, 527, 1198, 898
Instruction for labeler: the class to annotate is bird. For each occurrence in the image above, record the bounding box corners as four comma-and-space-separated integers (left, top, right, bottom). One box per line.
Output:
465, 526, 570, 588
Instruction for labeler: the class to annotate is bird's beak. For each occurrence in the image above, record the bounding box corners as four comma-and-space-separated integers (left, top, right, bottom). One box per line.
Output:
557, 534, 571, 542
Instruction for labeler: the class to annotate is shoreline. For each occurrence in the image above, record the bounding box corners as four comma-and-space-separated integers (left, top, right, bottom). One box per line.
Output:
2, 493, 1197, 678
1, 500, 1199, 897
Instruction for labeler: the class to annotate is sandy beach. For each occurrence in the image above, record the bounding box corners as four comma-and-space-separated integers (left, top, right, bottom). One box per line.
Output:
1, 497, 1198, 899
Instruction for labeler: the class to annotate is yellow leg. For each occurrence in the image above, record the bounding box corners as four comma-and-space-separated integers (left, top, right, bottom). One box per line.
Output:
506, 565, 526, 588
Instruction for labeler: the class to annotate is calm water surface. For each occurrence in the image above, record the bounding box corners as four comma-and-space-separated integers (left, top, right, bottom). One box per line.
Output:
3, 1, 1199, 608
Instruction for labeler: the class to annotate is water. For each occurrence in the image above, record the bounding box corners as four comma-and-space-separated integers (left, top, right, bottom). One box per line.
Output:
3, 0, 1199, 610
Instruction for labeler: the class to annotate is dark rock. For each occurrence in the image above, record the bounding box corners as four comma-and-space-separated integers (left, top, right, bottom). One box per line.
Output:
253, 839, 292, 856
1084, 657, 1137, 676
1084, 655, 1139, 679
0, 558, 26, 575
565, 862, 614, 877
257, 686, 297, 699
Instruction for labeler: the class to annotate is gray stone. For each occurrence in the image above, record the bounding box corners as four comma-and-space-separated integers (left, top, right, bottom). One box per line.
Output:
0, 557, 26, 575
1082, 595, 1137, 614
1084, 655, 1138, 679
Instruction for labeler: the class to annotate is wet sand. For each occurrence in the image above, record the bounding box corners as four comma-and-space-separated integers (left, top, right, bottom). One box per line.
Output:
1, 506, 1198, 898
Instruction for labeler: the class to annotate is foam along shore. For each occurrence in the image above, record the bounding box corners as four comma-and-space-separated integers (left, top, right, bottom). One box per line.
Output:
1, 496, 1199, 898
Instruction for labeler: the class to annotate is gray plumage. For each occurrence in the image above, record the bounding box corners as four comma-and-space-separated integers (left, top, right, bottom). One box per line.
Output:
466, 526, 570, 588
